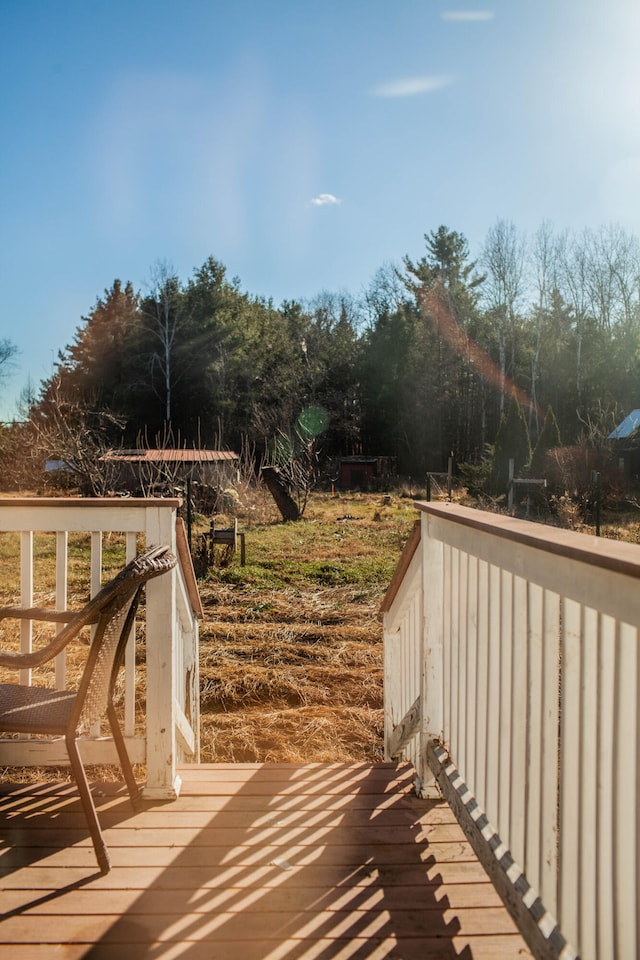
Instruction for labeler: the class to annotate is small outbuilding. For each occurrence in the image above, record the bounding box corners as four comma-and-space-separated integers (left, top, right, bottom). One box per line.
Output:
608, 410, 640, 481
102, 448, 240, 496
338, 456, 396, 490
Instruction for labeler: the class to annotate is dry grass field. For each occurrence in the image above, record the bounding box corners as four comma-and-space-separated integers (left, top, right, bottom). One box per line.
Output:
197, 491, 417, 763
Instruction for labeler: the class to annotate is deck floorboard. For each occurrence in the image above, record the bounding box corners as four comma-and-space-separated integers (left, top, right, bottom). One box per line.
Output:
0, 762, 532, 959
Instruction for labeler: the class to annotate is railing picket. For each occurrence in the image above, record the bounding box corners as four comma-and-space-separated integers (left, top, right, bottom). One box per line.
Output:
474, 558, 489, 805
596, 614, 615, 959
19, 531, 33, 687
89, 531, 103, 737
613, 622, 638, 960
509, 574, 528, 870
559, 597, 582, 949
541, 588, 560, 910
580, 606, 599, 953
55, 531, 68, 691
451, 545, 461, 764
443, 543, 452, 761
485, 562, 501, 826
466, 553, 478, 795
124, 531, 138, 737
498, 568, 513, 841
525, 581, 543, 887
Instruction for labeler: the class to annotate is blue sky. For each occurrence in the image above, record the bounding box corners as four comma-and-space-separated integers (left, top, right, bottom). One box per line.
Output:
1, 0, 639, 417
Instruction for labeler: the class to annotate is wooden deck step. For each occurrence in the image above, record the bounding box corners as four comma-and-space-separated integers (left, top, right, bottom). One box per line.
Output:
0, 762, 532, 959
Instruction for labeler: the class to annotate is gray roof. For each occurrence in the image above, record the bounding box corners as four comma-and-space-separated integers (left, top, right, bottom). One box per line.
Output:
608, 410, 640, 440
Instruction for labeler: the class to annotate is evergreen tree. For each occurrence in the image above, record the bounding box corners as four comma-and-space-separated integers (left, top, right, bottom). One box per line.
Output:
397, 226, 488, 468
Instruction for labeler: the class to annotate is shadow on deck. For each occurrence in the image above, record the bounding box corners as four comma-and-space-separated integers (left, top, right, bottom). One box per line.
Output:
0, 763, 531, 959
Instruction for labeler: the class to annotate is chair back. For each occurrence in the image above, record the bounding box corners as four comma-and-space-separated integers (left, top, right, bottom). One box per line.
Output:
68, 545, 176, 735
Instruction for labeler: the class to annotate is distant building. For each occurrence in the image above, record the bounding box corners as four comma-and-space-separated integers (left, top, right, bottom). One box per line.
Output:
338, 456, 396, 490
102, 449, 240, 494
608, 410, 640, 480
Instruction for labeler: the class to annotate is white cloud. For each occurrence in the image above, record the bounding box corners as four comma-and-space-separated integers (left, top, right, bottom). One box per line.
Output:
371, 75, 454, 98
310, 193, 342, 206
441, 10, 495, 22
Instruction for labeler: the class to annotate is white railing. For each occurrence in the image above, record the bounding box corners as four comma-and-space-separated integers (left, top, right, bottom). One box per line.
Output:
382, 501, 640, 960
0, 498, 202, 799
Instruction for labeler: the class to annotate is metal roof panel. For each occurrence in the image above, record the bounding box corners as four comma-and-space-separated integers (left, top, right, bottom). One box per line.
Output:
608, 410, 640, 440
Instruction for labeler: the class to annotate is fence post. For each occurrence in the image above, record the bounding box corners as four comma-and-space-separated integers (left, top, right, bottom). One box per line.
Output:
508, 458, 515, 513
593, 471, 601, 536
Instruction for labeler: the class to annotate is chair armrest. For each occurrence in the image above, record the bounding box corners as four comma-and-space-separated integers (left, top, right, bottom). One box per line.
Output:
0, 648, 48, 668
0, 607, 95, 670
0, 606, 76, 624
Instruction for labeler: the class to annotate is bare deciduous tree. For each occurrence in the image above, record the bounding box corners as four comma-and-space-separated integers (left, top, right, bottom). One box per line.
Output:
28, 379, 124, 495
482, 219, 526, 415
142, 261, 188, 425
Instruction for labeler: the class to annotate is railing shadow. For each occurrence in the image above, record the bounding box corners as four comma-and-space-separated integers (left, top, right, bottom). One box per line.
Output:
77, 763, 473, 958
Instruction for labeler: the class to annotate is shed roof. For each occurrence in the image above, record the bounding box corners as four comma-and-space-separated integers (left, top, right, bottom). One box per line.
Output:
608, 410, 640, 440
103, 449, 239, 463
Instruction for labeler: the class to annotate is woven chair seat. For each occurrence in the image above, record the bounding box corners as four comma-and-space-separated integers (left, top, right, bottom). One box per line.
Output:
0, 683, 76, 735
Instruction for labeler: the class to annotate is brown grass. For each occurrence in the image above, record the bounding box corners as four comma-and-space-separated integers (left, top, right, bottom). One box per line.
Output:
195, 491, 416, 762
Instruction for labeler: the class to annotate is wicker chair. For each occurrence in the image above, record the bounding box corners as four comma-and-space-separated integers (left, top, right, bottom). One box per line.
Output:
0, 544, 177, 873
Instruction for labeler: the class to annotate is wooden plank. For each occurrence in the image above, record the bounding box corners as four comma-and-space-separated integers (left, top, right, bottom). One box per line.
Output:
0, 860, 496, 890
0, 906, 521, 941
1, 807, 461, 831
0, 839, 481, 868
0, 881, 504, 915
12, 802, 460, 825
179, 761, 415, 777
4, 822, 471, 848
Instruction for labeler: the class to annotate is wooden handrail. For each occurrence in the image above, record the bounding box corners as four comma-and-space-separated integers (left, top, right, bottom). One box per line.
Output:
379, 519, 421, 614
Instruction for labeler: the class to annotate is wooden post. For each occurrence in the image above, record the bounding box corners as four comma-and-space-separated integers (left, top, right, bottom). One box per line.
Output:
508, 458, 515, 513
143, 503, 180, 799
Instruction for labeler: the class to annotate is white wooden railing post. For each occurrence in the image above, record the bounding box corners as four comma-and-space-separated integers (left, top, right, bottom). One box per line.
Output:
143, 503, 181, 799
420, 512, 444, 798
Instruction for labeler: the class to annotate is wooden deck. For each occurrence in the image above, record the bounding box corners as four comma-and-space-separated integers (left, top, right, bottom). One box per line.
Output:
0, 763, 532, 959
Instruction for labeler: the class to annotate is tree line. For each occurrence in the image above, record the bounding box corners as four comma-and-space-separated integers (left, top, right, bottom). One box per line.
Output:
4, 220, 640, 490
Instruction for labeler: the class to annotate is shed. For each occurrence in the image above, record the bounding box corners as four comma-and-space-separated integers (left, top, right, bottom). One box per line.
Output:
102, 449, 240, 494
608, 410, 640, 480
338, 456, 395, 490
